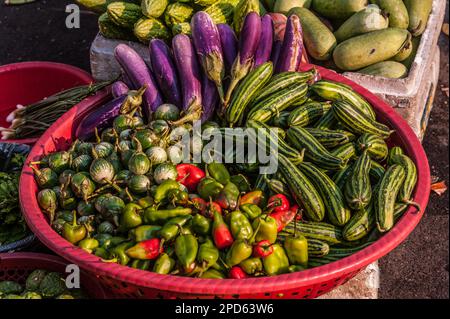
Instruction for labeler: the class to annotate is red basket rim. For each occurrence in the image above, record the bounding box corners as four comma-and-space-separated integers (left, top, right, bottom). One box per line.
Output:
19, 65, 431, 296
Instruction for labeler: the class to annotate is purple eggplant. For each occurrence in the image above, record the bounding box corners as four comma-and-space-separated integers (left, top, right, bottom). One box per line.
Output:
274, 14, 303, 74
271, 40, 283, 68
171, 34, 203, 125
149, 39, 182, 108
254, 15, 274, 68
114, 44, 163, 118
200, 70, 219, 123
75, 96, 126, 141
224, 12, 261, 106
191, 11, 225, 103
111, 81, 129, 98
217, 24, 238, 72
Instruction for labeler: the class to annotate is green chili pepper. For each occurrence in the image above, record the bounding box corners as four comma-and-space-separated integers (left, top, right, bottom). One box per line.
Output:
263, 244, 290, 276
252, 214, 278, 244
175, 234, 199, 273
131, 259, 151, 270
216, 182, 240, 210
230, 210, 253, 241
225, 239, 253, 267
197, 177, 224, 200
154, 180, 181, 204
78, 237, 99, 254
160, 215, 192, 242
143, 206, 192, 224
62, 211, 87, 244
197, 238, 219, 271
284, 234, 308, 268
207, 162, 231, 185
94, 246, 111, 259
153, 253, 176, 275
240, 204, 262, 220
111, 241, 135, 265
137, 196, 154, 208
239, 258, 263, 275
192, 214, 212, 236
167, 189, 190, 206
129, 225, 162, 242
230, 174, 251, 193
200, 269, 226, 279
119, 203, 143, 231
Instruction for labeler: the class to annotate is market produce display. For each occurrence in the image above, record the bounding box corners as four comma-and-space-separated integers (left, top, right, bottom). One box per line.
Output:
29, 11, 421, 279
0, 270, 85, 299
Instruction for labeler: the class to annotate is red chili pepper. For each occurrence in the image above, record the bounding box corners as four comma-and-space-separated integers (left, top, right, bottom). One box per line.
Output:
205, 201, 222, 219
267, 194, 290, 213
212, 210, 234, 250
191, 197, 207, 214
125, 238, 163, 260
253, 240, 274, 258
176, 164, 206, 192
270, 204, 299, 232
229, 266, 249, 279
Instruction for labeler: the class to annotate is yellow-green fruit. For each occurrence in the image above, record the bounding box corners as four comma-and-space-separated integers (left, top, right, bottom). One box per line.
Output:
204, 0, 240, 25
311, 0, 368, 20
107, 1, 143, 29
333, 28, 411, 71
194, 0, 219, 7
134, 17, 170, 44
164, 3, 195, 29
370, 0, 409, 29
98, 12, 137, 41
358, 61, 409, 79
233, 0, 260, 34
404, 0, 433, 36
76, 0, 118, 13
274, 0, 312, 14
392, 36, 413, 62
334, 4, 389, 43
401, 36, 421, 69
172, 22, 192, 36
288, 7, 337, 61
141, 0, 168, 18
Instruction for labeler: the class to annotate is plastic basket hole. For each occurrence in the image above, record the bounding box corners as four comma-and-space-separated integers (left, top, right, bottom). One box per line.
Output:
291, 292, 299, 296
7, 269, 16, 276
232, 294, 240, 299
303, 294, 310, 298
264, 292, 271, 297
306, 288, 312, 293
317, 290, 324, 295
120, 282, 128, 288
321, 283, 329, 288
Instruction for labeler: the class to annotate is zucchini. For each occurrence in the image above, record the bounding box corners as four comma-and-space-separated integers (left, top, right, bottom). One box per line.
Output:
226, 62, 273, 127
332, 100, 393, 138
286, 126, 345, 170
330, 143, 356, 163
288, 102, 332, 127
314, 109, 338, 130
357, 133, 388, 161
247, 84, 309, 123
343, 204, 375, 241
299, 162, 351, 226
305, 128, 355, 149
247, 120, 305, 164
390, 154, 420, 210
278, 153, 325, 221
311, 80, 376, 120
282, 220, 343, 245
375, 164, 406, 232
387, 146, 404, 165
344, 151, 372, 210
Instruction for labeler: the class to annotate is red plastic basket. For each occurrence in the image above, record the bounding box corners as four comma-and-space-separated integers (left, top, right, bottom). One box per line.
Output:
19, 65, 431, 299
0, 61, 94, 145
0, 253, 108, 298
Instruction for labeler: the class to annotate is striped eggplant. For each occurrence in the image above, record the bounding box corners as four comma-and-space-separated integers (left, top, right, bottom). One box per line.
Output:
171, 34, 203, 125
114, 44, 163, 118
149, 39, 182, 108
217, 23, 238, 71
254, 14, 274, 67
224, 12, 262, 106
275, 14, 303, 73
111, 81, 129, 98
191, 11, 225, 102
76, 96, 126, 141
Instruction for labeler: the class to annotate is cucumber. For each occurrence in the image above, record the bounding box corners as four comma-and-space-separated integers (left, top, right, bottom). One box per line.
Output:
332, 100, 393, 138
331, 143, 356, 163
375, 164, 406, 232
266, 177, 291, 197
369, 160, 385, 184
305, 128, 355, 149
299, 162, 351, 226
288, 102, 331, 128
311, 80, 376, 120
247, 83, 309, 123
226, 62, 273, 127
278, 154, 325, 222
344, 151, 372, 210
314, 109, 338, 130
282, 220, 343, 245
247, 120, 305, 164
390, 154, 420, 210
287, 126, 345, 170
342, 204, 375, 241
357, 133, 388, 161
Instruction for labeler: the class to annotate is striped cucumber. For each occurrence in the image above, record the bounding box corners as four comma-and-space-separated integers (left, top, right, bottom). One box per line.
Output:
390, 154, 420, 210
311, 80, 376, 120
299, 162, 351, 227
305, 128, 355, 149
314, 109, 338, 130
331, 143, 356, 163
344, 151, 372, 210
287, 102, 332, 127
247, 83, 308, 123
327, 241, 376, 258
332, 100, 393, 138
265, 177, 291, 197
342, 204, 375, 242
282, 220, 343, 245
357, 133, 388, 161
333, 164, 354, 191
278, 153, 325, 221
247, 120, 305, 164
307, 239, 330, 257
375, 164, 406, 232
394, 203, 409, 222
369, 160, 385, 184
254, 70, 316, 104
254, 173, 270, 192
226, 62, 273, 127
286, 126, 345, 170
271, 111, 290, 128
387, 146, 404, 165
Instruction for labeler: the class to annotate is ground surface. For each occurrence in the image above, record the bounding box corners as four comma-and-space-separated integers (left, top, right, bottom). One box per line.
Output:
1, 0, 448, 299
